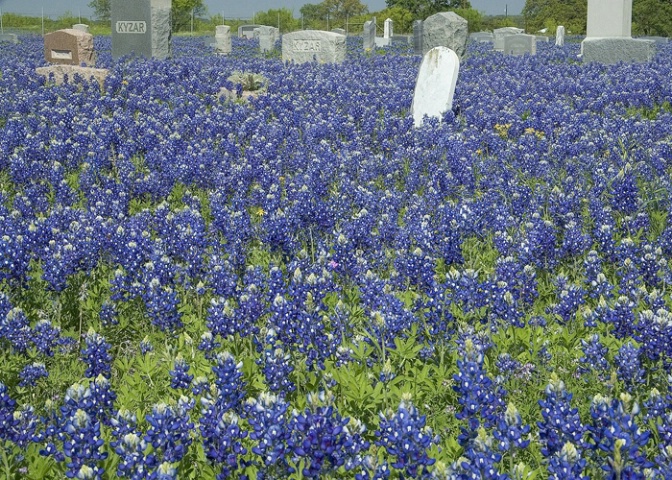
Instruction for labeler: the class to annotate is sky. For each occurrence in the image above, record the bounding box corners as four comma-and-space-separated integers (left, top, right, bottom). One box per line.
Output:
0, 0, 525, 20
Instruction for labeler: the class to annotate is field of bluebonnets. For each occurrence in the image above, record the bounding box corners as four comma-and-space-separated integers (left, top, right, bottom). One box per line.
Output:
1, 31, 672, 479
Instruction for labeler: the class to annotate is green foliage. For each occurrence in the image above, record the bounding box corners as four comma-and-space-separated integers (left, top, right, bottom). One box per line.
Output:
374, 6, 414, 33
88, 0, 110, 22
252, 8, 300, 32
385, 0, 473, 18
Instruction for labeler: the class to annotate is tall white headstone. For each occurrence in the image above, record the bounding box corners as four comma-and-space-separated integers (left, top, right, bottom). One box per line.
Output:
555, 26, 565, 46
586, 0, 631, 38
384, 18, 393, 39
215, 25, 231, 54
411, 46, 460, 128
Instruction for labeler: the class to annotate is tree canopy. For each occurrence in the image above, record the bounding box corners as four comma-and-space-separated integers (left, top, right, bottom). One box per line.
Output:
385, 0, 472, 18
88, 0, 206, 32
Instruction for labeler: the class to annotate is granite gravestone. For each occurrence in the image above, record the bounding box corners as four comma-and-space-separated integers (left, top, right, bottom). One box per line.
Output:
413, 20, 423, 54
422, 12, 468, 57
282, 30, 346, 64
44, 29, 95, 66
504, 34, 536, 56
582, 37, 655, 63
73, 24, 89, 33
111, 0, 172, 60
238, 25, 262, 39
363, 19, 376, 50
411, 46, 460, 128
555, 26, 565, 46
493, 27, 524, 51
214, 25, 231, 54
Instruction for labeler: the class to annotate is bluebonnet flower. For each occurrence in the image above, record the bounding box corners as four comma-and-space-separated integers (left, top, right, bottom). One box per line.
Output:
538, 375, 586, 458
578, 334, 610, 379
493, 403, 531, 453
81, 328, 112, 378
547, 442, 588, 479
31, 319, 62, 356
140, 337, 153, 355
61, 408, 107, 479
375, 395, 438, 478
257, 327, 296, 395
614, 342, 645, 392
0, 382, 19, 442
168, 356, 193, 390
443, 427, 507, 479
244, 392, 293, 477
197, 331, 220, 359
0, 307, 32, 353
144, 397, 194, 468
635, 309, 672, 364
19, 362, 49, 387
99, 300, 118, 327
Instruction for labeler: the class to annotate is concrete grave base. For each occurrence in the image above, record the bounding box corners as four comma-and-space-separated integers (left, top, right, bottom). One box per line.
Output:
36, 65, 109, 90
581, 37, 655, 64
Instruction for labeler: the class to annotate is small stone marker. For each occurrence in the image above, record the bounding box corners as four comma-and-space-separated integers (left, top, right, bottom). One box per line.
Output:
422, 12, 468, 57
331, 28, 346, 35
214, 25, 231, 54
73, 24, 89, 33
413, 20, 423, 54
411, 46, 460, 128
555, 26, 565, 46
504, 34, 536, 56
582, 37, 655, 63
384, 18, 393, 39
470, 32, 493, 43
238, 25, 262, 39
0, 33, 19, 44
363, 19, 376, 50
111, 0, 172, 60
282, 30, 346, 64
256, 26, 279, 53
44, 29, 95, 66
493, 27, 524, 51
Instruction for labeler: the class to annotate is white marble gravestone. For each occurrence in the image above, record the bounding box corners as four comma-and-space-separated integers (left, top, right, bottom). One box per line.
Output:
411, 46, 460, 128
214, 25, 231, 54
384, 18, 393, 39
504, 34, 536, 56
555, 26, 565, 46
363, 19, 376, 50
586, 0, 631, 38
282, 30, 346, 64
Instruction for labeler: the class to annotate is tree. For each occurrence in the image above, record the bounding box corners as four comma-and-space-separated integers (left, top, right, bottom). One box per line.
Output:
88, 0, 111, 22
375, 6, 415, 33
323, 0, 369, 22
253, 8, 300, 32
633, 0, 672, 35
522, 0, 585, 34
385, 0, 472, 18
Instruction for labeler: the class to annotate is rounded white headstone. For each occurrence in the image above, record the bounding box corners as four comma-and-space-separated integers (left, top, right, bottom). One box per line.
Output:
411, 46, 460, 128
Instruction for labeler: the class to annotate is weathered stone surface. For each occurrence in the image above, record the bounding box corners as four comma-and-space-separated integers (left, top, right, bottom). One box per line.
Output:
362, 19, 376, 50
282, 30, 346, 64
411, 46, 460, 128
555, 26, 565, 46
36, 65, 109, 89
586, 0, 632, 38
640, 36, 668, 44
422, 12, 468, 57
73, 24, 89, 32
238, 25, 262, 39
44, 29, 95, 66
582, 37, 655, 64
111, 0, 172, 60
214, 25, 231, 54
493, 27, 524, 51
470, 32, 493, 43
331, 28, 346, 35
504, 34, 536, 56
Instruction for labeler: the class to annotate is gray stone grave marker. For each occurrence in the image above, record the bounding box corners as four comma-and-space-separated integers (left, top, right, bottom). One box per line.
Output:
331, 28, 346, 35
422, 11, 468, 57
72, 24, 89, 33
282, 30, 346, 64
582, 37, 655, 63
363, 19, 376, 50
493, 27, 524, 51
413, 20, 423, 54
411, 46, 460, 128
238, 25, 262, 39
555, 26, 565, 46
470, 32, 493, 43
256, 26, 279, 53
0, 33, 19, 44
111, 0, 171, 60
504, 34, 536, 56
44, 29, 95, 66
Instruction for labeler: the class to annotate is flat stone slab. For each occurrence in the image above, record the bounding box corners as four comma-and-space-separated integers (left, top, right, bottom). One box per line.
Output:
36, 65, 109, 89
581, 37, 655, 64
411, 46, 460, 128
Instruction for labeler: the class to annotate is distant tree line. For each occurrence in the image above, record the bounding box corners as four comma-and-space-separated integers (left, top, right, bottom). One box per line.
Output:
523, 0, 672, 35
